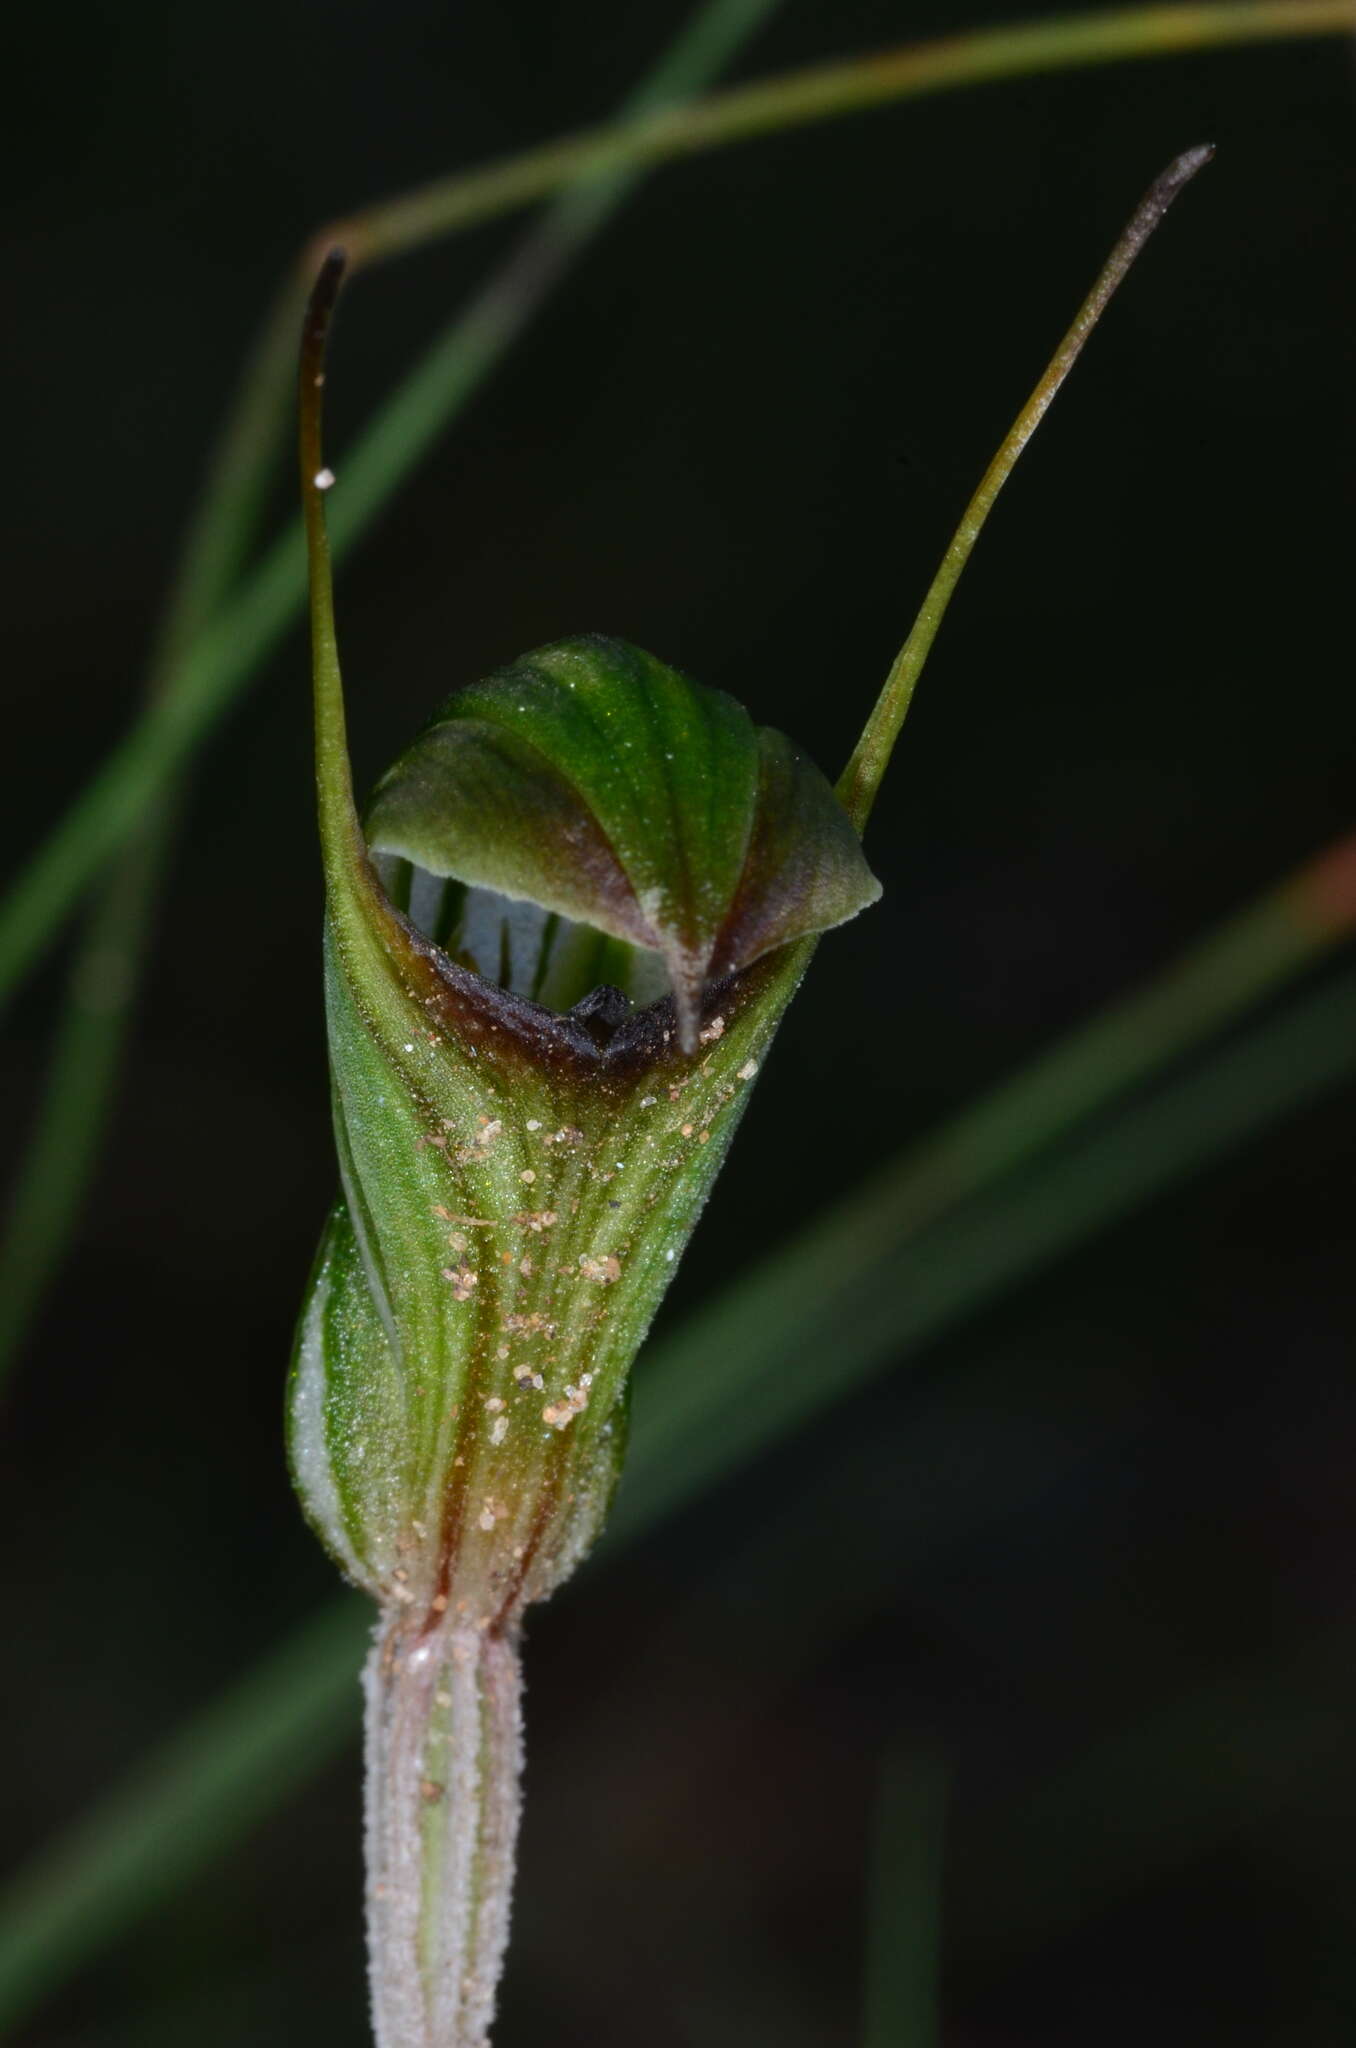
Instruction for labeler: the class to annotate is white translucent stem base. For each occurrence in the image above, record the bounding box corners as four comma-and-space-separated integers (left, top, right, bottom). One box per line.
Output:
364, 1614, 524, 2048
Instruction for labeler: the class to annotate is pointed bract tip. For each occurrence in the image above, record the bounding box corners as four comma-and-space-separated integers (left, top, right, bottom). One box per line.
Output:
1160, 141, 1215, 191
1137, 143, 1215, 231
303, 248, 348, 350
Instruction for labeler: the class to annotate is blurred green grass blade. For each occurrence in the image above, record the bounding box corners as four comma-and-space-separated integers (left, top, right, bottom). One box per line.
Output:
315, 1, 1356, 267
966, 1618, 1356, 1950
0, 1596, 369, 2033
0, 0, 788, 1382
863, 1754, 947, 2048
0, 821, 168, 1375
610, 891, 1354, 1537
2, 957, 1354, 2031
0, 281, 309, 1386
4, 0, 1355, 1005
622, 962, 1356, 1530
1, 0, 1348, 2023
0, 0, 792, 1013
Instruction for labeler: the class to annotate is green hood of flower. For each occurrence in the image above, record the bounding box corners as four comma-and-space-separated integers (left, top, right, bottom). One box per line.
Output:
290, 604, 878, 1628
363, 632, 879, 1053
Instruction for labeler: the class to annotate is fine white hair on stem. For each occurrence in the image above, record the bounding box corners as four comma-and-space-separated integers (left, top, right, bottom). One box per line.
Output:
365, 1616, 524, 2048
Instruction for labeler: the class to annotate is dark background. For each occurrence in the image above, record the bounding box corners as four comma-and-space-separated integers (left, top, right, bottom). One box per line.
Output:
3, 2, 1354, 2043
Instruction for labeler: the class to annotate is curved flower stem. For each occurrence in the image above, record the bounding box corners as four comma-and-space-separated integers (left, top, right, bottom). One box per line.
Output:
365, 1616, 524, 2048
320, 1, 1352, 271
0, 0, 785, 1383
3, 6, 1354, 1008
1, 871, 1354, 2030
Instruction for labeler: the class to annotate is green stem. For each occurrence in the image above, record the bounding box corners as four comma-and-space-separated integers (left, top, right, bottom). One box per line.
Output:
0, 283, 305, 1388
0, 816, 168, 1374
0, 1596, 367, 2037
3, 3, 1354, 1005
0, 0, 789, 1379
321, 1, 1353, 270
299, 252, 370, 904
0, 851, 1353, 2034
615, 835, 1356, 1530
164, 278, 311, 632
837, 143, 1212, 831
364, 1616, 523, 2048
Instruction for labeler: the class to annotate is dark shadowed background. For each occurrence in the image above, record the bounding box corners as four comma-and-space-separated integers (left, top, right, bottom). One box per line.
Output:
2, 2, 1354, 2043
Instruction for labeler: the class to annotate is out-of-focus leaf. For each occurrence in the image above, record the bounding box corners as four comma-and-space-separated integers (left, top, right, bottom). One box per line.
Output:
862, 1753, 947, 2048
4, 957, 1353, 2034
9, 5, 1346, 1003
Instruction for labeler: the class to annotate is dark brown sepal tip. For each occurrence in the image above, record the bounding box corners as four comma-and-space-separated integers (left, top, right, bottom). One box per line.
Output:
381, 896, 771, 1087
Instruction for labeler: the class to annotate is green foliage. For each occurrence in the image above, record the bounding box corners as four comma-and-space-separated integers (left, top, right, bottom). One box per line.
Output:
1, 5, 1353, 2041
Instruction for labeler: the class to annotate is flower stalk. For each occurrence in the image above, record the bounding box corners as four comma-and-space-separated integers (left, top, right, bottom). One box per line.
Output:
292, 147, 1210, 2046
364, 1619, 522, 2048
293, 247, 878, 2046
